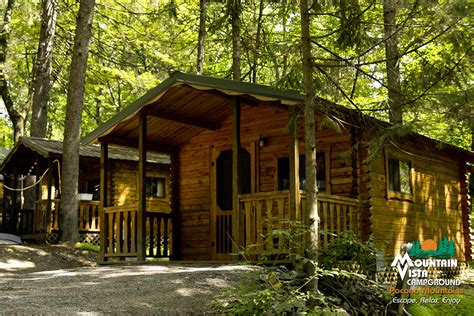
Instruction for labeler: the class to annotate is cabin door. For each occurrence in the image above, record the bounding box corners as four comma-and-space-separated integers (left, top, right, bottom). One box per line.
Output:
210, 144, 255, 260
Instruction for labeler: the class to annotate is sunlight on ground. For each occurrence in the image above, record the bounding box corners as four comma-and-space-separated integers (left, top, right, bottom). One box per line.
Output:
99, 264, 252, 279
0, 263, 253, 284
0, 259, 36, 271
5, 246, 50, 256
176, 287, 211, 297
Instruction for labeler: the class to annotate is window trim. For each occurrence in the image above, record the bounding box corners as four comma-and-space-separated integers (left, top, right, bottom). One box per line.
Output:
385, 149, 414, 201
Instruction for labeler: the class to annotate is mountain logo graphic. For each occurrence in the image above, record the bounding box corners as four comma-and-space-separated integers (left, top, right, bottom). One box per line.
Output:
409, 237, 456, 259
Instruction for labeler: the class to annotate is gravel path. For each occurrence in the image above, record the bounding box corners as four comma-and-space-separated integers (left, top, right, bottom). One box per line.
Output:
0, 245, 252, 314
0, 263, 252, 314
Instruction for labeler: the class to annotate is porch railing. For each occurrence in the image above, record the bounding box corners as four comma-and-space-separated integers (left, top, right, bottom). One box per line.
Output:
101, 204, 172, 259
20, 199, 100, 235
239, 191, 360, 255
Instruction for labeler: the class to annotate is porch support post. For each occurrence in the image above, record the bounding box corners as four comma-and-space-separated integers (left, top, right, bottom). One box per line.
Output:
45, 157, 53, 233
138, 113, 147, 261
170, 152, 180, 260
11, 165, 19, 234
289, 106, 300, 260
232, 96, 242, 257
35, 155, 40, 202
289, 106, 300, 220
99, 142, 108, 263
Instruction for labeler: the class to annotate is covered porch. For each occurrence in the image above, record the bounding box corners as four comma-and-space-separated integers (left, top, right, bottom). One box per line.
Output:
83, 72, 364, 262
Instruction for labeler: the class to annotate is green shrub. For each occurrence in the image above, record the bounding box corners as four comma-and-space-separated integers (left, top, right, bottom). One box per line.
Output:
74, 242, 99, 252
319, 230, 378, 273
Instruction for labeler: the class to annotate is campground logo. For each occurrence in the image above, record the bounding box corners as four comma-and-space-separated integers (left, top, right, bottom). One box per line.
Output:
391, 237, 461, 286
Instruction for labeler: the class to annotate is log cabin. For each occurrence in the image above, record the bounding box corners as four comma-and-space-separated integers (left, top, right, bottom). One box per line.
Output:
82, 72, 473, 263
0, 137, 171, 252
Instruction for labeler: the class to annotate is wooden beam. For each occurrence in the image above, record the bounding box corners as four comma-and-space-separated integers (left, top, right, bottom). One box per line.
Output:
98, 135, 176, 155
198, 88, 289, 110
289, 106, 300, 222
288, 106, 300, 262
34, 155, 40, 202
98, 142, 108, 263
231, 96, 241, 258
137, 113, 147, 261
170, 151, 180, 260
11, 165, 18, 235
141, 107, 220, 131
45, 158, 53, 234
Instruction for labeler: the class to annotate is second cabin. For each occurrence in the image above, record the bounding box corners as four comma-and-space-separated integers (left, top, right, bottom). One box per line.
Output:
0, 137, 171, 252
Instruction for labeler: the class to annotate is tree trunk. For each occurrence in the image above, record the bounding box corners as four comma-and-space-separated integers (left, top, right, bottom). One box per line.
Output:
231, 0, 241, 81
383, 0, 403, 124
30, 0, 57, 138
60, 0, 95, 243
196, 0, 206, 75
0, 0, 25, 144
251, 0, 264, 83
300, 0, 318, 299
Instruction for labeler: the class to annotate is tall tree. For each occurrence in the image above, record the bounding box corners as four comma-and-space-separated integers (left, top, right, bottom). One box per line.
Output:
30, 0, 57, 138
300, 0, 318, 298
196, 0, 206, 75
231, 0, 241, 80
383, 0, 403, 124
60, 0, 95, 243
251, 0, 264, 83
0, 0, 26, 143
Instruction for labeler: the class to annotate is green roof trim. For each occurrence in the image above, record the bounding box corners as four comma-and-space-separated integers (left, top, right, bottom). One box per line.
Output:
82, 72, 303, 145
0, 147, 9, 163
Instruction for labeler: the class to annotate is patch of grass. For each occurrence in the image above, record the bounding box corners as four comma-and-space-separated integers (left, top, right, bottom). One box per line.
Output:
406, 286, 474, 316
74, 242, 99, 252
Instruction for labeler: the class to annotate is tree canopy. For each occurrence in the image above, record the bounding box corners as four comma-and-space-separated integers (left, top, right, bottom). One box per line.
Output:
0, 0, 471, 150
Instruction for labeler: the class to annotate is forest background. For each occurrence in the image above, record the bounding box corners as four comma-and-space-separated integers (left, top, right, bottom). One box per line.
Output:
0, 0, 471, 150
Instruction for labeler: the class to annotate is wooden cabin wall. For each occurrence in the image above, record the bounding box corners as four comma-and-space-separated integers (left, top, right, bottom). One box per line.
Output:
110, 160, 171, 212
177, 102, 357, 260
36, 159, 172, 213
368, 143, 467, 261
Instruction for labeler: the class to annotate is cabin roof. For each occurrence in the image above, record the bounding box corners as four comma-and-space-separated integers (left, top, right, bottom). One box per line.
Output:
0, 137, 170, 175
81, 71, 302, 148
82, 72, 473, 162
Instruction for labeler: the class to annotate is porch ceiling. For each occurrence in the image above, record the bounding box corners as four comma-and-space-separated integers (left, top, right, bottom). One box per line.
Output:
82, 72, 303, 150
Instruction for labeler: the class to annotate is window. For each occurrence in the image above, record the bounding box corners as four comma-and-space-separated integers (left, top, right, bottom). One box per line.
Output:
86, 179, 100, 201
278, 153, 327, 192
388, 157, 412, 196
146, 177, 166, 198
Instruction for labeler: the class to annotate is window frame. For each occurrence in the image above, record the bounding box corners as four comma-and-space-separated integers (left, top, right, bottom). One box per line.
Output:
136, 172, 168, 201
385, 149, 414, 201
275, 150, 331, 194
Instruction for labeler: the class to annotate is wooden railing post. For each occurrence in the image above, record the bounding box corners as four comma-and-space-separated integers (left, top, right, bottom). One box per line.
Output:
99, 142, 108, 263
137, 113, 147, 261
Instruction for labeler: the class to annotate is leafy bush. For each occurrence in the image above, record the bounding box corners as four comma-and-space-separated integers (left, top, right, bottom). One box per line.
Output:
211, 266, 357, 314
319, 231, 378, 273
212, 223, 393, 314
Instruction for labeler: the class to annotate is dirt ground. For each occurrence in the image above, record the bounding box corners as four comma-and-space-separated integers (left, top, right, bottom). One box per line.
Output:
0, 244, 251, 314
